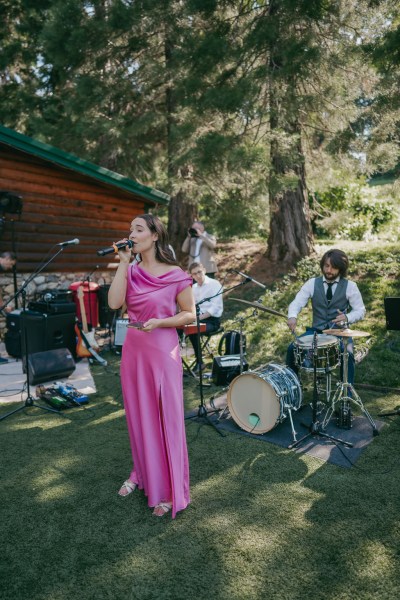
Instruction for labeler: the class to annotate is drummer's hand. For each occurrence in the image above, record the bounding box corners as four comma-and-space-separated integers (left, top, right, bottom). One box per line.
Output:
331, 311, 347, 327
287, 317, 297, 333
115, 238, 132, 263
141, 318, 160, 332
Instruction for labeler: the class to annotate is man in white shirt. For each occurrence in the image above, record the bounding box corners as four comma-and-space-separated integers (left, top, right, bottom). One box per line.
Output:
286, 249, 365, 385
187, 262, 223, 372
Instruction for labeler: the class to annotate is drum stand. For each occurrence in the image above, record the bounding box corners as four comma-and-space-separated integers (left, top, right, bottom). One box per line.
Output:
322, 342, 379, 435
289, 332, 353, 450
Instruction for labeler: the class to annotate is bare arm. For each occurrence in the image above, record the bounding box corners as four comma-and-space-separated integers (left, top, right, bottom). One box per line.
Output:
199, 232, 216, 249
108, 242, 132, 310
182, 236, 190, 253
141, 286, 196, 332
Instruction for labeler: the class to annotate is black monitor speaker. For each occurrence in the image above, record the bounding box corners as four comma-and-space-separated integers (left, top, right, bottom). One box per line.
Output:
384, 297, 400, 331
27, 348, 75, 385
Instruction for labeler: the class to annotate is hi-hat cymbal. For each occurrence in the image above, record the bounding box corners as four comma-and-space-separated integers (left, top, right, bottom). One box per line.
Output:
229, 297, 287, 318
323, 328, 371, 338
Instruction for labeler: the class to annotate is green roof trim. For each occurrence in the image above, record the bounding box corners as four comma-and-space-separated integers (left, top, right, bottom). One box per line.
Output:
0, 124, 169, 205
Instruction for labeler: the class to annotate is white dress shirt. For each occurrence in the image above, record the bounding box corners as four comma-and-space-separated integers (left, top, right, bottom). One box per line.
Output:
193, 276, 223, 318
288, 277, 365, 324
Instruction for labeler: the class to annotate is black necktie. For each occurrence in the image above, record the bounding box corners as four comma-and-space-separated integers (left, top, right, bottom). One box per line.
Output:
326, 282, 334, 302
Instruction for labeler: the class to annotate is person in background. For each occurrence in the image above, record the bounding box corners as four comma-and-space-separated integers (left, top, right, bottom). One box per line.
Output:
187, 262, 223, 373
286, 249, 365, 385
182, 221, 218, 278
0, 251, 17, 363
108, 214, 195, 518
0, 251, 17, 276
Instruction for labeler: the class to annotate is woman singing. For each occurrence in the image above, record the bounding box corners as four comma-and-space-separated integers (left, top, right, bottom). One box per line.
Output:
108, 214, 195, 517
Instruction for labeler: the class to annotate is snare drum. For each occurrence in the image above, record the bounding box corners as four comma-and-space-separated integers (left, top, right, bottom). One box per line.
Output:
293, 334, 340, 373
227, 363, 302, 434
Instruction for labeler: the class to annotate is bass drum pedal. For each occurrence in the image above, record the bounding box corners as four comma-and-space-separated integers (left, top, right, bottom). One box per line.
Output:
336, 400, 352, 429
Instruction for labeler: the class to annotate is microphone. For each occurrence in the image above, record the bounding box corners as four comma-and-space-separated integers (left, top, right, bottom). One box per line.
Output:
231, 269, 266, 290
85, 265, 99, 280
97, 239, 134, 257
57, 238, 80, 247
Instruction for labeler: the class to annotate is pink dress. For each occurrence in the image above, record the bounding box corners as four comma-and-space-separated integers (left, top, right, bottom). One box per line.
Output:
120, 263, 192, 518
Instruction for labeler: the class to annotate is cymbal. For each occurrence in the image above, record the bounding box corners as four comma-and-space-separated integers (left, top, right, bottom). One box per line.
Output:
229, 297, 287, 319
323, 328, 371, 338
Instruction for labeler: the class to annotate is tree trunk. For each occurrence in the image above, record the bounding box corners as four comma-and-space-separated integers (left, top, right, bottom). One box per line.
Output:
267, 167, 314, 264
168, 191, 197, 266
266, 81, 314, 265
164, 35, 197, 267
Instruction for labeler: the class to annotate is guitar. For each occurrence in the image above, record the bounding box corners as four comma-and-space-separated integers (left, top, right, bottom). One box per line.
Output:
75, 285, 107, 366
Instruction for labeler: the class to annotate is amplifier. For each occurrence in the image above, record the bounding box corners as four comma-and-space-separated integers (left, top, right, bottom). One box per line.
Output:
41, 290, 73, 303
211, 355, 249, 386
114, 318, 129, 346
28, 301, 76, 315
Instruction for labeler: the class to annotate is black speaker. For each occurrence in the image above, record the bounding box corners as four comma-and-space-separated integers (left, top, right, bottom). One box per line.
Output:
98, 284, 117, 327
4, 309, 23, 357
27, 348, 75, 385
28, 300, 76, 315
211, 355, 249, 386
384, 297, 400, 331
20, 311, 77, 359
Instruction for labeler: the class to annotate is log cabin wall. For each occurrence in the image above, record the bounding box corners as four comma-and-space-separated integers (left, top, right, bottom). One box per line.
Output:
0, 126, 170, 341
0, 146, 149, 273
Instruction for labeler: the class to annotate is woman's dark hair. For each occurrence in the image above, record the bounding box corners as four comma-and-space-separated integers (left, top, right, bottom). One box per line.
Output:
134, 213, 177, 266
320, 249, 349, 277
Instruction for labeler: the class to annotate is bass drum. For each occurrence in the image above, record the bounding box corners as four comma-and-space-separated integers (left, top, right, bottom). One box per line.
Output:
227, 363, 302, 434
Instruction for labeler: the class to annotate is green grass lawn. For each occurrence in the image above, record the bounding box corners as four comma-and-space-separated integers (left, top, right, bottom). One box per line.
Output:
1, 245, 400, 600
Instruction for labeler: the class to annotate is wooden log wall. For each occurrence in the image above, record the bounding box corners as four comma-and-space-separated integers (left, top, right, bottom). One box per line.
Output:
0, 146, 149, 273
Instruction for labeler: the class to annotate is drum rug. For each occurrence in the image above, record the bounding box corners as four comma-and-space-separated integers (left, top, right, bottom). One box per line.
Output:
186, 404, 385, 468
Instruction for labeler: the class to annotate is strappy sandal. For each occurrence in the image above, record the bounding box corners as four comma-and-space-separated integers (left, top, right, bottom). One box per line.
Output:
152, 502, 172, 517
118, 480, 137, 497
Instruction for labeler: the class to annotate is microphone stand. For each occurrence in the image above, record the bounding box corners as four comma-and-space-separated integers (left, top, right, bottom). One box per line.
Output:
288, 331, 353, 450
189, 300, 225, 436
0, 246, 69, 422
185, 278, 251, 435
82, 265, 99, 329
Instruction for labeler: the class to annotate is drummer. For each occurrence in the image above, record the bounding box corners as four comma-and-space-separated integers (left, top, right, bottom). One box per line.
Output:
286, 249, 365, 385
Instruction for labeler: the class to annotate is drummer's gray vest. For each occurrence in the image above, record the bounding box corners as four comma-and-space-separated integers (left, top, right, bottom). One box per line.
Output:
311, 276, 349, 331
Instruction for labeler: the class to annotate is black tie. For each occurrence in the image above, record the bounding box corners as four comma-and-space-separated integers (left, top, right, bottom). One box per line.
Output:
326, 282, 334, 302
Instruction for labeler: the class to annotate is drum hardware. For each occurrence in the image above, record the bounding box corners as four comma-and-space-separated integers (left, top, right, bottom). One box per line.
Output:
293, 333, 340, 405
336, 400, 352, 429
229, 297, 287, 319
321, 329, 379, 435
289, 332, 353, 450
227, 363, 302, 443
